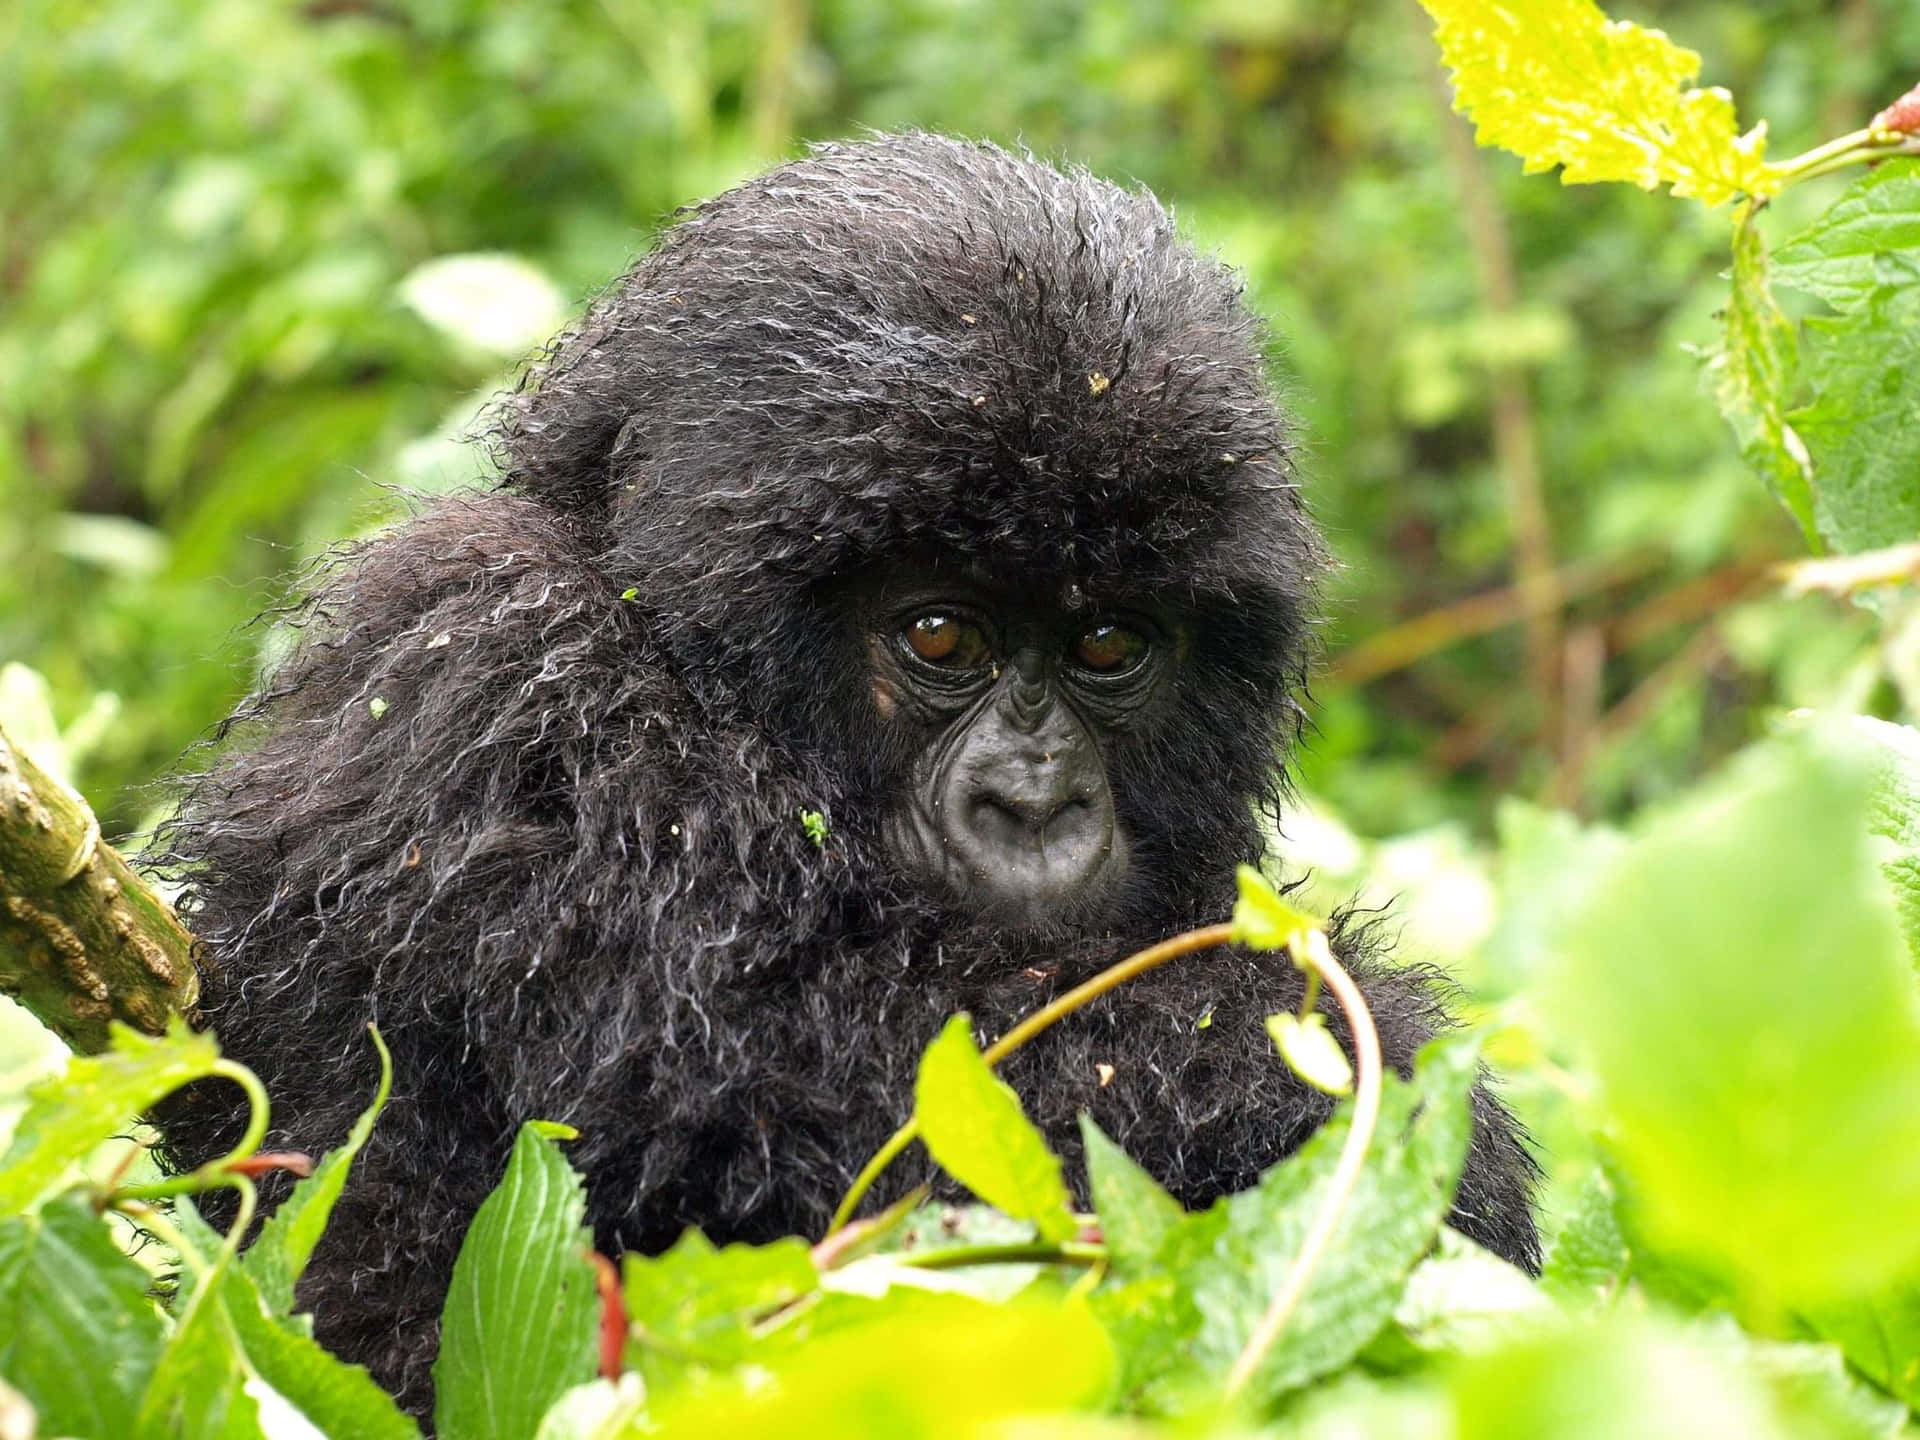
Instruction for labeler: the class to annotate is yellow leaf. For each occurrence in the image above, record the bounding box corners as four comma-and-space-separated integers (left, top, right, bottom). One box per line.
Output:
1420, 0, 1774, 206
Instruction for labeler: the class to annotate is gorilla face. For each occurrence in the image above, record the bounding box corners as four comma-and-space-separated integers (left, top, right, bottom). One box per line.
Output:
861, 566, 1178, 928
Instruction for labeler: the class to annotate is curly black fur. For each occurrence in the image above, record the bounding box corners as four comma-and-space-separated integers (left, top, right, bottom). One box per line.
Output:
154, 133, 1537, 1414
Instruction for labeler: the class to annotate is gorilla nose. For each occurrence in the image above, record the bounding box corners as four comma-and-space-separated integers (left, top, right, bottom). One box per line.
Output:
969, 789, 1095, 847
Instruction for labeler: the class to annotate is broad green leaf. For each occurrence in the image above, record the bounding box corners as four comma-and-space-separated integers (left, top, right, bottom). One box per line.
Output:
1772, 161, 1920, 313
649, 1292, 1114, 1438
136, 1243, 257, 1440
1230, 864, 1316, 951
221, 1259, 421, 1440
1803, 1289, 1920, 1410
913, 1015, 1077, 1244
1539, 1167, 1630, 1309
0, 1197, 166, 1437
1116, 1034, 1478, 1411
0, 1020, 221, 1214
1708, 216, 1815, 547
1266, 1011, 1355, 1095
1480, 800, 1626, 997
1078, 1115, 1184, 1273
1447, 1317, 1807, 1440
1792, 282, 1920, 555
433, 1125, 599, 1440
1547, 735, 1920, 1305
1805, 714, 1920, 969
622, 1229, 816, 1385
245, 1026, 393, 1313
1420, 0, 1773, 205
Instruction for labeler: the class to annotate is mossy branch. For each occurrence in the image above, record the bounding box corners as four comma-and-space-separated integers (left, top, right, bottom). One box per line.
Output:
0, 722, 197, 1053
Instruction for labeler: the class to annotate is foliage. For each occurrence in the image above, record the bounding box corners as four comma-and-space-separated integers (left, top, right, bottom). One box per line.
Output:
5, 0, 1920, 1435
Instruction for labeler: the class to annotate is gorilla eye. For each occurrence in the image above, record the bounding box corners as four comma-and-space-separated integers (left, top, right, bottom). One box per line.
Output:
903, 615, 990, 669
1071, 624, 1147, 675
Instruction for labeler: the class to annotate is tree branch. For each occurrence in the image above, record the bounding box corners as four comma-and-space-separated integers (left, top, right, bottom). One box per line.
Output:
0, 722, 197, 1053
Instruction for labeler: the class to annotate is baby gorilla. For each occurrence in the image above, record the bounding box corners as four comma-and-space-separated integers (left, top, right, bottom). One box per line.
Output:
156, 133, 1538, 1414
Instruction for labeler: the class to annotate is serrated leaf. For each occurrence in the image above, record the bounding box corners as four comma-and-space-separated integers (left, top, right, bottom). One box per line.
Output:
222, 1259, 420, 1440
246, 1027, 393, 1314
1773, 161, 1920, 313
0, 1021, 222, 1214
1230, 865, 1317, 951
1420, 0, 1772, 205
1540, 1168, 1630, 1309
622, 1229, 816, 1386
1547, 735, 1920, 1305
1803, 1289, 1920, 1410
0, 1197, 166, 1437
136, 1248, 259, 1440
1116, 1034, 1479, 1412
433, 1125, 599, 1440
913, 1015, 1077, 1244
1791, 282, 1920, 562
1079, 1115, 1185, 1273
1708, 217, 1815, 545
1266, 1012, 1355, 1096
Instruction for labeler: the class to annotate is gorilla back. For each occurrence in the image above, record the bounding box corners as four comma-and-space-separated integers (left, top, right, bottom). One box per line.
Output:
155, 133, 1538, 1413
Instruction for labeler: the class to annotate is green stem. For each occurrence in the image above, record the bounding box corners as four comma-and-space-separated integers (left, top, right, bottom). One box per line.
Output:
108, 1058, 271, 1205
1764, 129, 1916, 191
824, 923, 1235, 1237
1224, 934, 1383, 1399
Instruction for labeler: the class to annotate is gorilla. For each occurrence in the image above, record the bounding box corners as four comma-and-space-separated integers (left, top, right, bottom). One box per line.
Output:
156, 132, 1537, 1413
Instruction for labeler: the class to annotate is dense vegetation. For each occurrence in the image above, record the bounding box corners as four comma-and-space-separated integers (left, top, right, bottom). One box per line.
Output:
3, 0, 1920, 1435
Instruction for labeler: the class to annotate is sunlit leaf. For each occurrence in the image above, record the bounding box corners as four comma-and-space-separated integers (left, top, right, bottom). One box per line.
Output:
1419, 0, 1773, 205
913, 1015, 1077, 1244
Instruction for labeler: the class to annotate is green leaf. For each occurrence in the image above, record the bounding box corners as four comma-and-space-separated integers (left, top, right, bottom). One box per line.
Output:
1791, 281, 1920, 555
220, 1259, 421, 1440
0, 1197, 166, 1437
1803, 1289, 1920, 1411
1230, 864, 1316, 951
0, 1021, 221, 1214
433, 1124, 600, 1440
1266, 1011, 1355, 1095
245, 1026, 393, 1314
1539, 1168, 1630, 1309
1546, 734, 1920, 1306
913, 1014, 1077, 1245
1115, 1034, 1479, 1411
1386, 1228, 1552, 1356
1772, 161, 1920, 313
1078, 1115, 1185, 1273
648, 1292, 1114, 1438
136, 1274, 261, 1440
1708, 216, 1815, 547
622, 1229, 816, 1387
1419, 0, 1773, 206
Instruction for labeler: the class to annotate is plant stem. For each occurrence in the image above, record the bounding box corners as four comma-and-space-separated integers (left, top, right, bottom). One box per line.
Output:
825, 923, 1235, 1236
108, 1058, 271, 1205
1224, 935, 1383, 1399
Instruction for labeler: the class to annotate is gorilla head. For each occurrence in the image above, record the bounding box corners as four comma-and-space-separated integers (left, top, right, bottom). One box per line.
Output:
156, 133, 1533, 1416
495, 133, 1321, 934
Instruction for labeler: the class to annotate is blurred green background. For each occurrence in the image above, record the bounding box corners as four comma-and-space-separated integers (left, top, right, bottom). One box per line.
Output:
3, 0, 1917, 861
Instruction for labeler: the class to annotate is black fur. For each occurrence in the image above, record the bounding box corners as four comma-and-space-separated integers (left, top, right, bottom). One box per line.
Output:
154, 134, 1537, 1414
